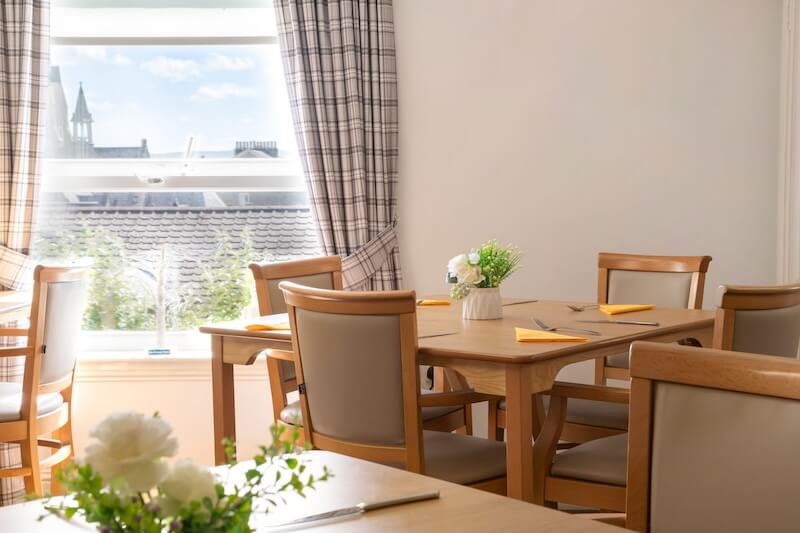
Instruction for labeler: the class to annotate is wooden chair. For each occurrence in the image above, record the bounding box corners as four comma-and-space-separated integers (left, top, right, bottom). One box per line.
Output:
280, 281, 506, 493
490, 252, 712, 443
249, 257, 470, 436
531, 286, 800, 514
626, 341, 800, 532
712, 283, 800, 356
594, 252, 712, 384
0, 265, 88, 497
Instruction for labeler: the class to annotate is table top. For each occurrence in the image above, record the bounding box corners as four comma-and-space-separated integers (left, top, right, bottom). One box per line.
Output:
2, 451, 621, 532
199, 297, 714, 365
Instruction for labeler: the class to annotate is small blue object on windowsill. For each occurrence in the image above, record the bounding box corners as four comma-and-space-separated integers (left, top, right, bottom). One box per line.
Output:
147, 347, 171, 356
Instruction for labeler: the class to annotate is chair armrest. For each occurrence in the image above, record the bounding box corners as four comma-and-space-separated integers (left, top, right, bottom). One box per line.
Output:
0, 328, 28, 338
0, 346, 32, 358
547, 381, 630, 404
418, 391, 501, 407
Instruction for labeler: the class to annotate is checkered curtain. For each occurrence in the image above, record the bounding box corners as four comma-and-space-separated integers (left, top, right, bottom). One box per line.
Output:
0, 0, 48, 506
275, 0, 402, 291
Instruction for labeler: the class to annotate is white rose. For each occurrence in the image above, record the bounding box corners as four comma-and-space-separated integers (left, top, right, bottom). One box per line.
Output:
448, 254, 468, 274
84, 412, 178, 492
159, 459, 219, 516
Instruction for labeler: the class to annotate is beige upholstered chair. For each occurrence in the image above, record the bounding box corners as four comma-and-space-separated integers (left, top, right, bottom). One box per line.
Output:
626, 341, 800, 532
594, 252, 712, 383
712, 284, 800, 356
490, 252, 712, 444
250, 257, 470, 437
0, 265, 88, 497
280, 281, 506, 493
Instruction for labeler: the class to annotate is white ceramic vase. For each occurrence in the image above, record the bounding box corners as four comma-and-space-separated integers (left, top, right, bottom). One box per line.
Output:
462, 287, 503, 320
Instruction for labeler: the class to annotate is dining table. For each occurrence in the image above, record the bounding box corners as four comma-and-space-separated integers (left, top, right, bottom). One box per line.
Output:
0, 450, 623, 532
199, 296, 714, 503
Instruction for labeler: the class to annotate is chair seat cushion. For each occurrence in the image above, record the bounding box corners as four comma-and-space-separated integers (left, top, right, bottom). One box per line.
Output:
0, 382, 64, 422
550, 433, 628, 486
423, 430, 506, 485
279, 401, 463, 426
498, 397, 628, 431
605, 351, 629, 369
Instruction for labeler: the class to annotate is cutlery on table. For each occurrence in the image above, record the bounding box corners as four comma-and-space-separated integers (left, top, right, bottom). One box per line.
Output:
266, 490, 440, 528
576, 319, 660, 327
566, 304, 600, 312
503, 299, 539, 306
532, 318, 601, 336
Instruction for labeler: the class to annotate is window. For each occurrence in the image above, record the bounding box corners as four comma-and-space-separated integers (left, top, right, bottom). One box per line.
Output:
36, 2, 319, 356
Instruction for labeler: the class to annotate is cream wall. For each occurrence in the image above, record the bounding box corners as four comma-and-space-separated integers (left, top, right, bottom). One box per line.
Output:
394, 0, 782, 303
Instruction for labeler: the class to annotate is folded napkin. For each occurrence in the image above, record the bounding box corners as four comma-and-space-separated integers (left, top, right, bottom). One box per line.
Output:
245, 322, 290, 331
417, 299, 451, 306
515, 327, 589, 343
599, 304, 655, 315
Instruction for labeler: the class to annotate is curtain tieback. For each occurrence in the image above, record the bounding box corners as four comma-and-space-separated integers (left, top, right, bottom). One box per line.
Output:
0, 246, 34, 291
341, 220, 398, 290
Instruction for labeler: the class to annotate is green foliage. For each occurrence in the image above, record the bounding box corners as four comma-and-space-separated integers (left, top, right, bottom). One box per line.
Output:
42, 425, 331, 533
35, 224, 257, 332
474, 240, 523, 288
180, 229, 255, 327
35, 224, 153, 330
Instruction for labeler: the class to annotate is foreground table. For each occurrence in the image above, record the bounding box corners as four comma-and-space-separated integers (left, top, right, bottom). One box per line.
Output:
200, 297, 714, 502
1, 451, 621, 532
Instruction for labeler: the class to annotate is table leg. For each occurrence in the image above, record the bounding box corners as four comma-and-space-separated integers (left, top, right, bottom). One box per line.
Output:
211, 335, 236, 465
505, 365, 534, 502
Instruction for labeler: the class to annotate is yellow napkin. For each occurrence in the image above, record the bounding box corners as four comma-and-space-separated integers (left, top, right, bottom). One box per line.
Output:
599, 304, 655, 315
417, 299, 451, 306
245, 322, 290, 331
515, 327, 589, 343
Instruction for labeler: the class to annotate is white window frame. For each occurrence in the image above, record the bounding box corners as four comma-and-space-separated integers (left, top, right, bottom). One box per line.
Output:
46, 3, 303, 194
46, 3, 307, 356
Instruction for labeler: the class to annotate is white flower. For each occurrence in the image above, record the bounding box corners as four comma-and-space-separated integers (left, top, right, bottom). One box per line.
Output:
448, 253, 484, 285
159, 459, 219, 516
83, 412, 178, 492
468, 252, 480, 265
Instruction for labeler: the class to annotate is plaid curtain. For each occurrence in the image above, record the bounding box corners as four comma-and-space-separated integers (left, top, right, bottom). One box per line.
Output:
0, 0, 48, 506
275, 0, 402, 291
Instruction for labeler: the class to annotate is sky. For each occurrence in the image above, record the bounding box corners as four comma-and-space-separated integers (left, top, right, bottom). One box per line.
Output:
52, 44, 297, 156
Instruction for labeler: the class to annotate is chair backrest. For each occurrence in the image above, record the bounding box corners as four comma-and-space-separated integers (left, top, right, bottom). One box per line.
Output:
597, 252, 712, 309
627, 341, 800, 532
280, 281, 424, 472
249, 256, 343, 315
713, 284, 800, 357
20, 266, 88, 420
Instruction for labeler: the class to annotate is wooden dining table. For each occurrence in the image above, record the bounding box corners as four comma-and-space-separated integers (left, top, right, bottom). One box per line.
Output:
199, 297, 714, 503
0, 450, 622, 532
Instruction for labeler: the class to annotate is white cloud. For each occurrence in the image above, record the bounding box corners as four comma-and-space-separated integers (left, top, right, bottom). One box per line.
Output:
204, 53, 255, 72
140, 57, 202, 82
190, 83, 256, 102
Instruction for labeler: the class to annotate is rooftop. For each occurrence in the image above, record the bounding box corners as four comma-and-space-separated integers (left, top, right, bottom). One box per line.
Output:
35, 206, 321, 286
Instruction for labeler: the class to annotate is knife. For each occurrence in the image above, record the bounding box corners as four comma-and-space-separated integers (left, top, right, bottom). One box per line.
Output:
267, 490, 440, 528
577, 319, 660, 326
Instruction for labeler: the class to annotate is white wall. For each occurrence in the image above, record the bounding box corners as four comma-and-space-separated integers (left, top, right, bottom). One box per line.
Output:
394, 0, 782, 304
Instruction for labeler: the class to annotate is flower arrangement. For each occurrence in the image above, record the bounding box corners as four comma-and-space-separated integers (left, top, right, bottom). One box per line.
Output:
447, 240, 522, 299
42, 412, 330, 533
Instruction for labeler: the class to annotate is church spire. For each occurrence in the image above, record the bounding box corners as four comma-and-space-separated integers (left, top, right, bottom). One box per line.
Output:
71, 82, 93, 157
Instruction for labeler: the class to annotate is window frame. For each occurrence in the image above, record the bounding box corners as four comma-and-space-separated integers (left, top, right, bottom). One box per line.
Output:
46, 4, 302, 194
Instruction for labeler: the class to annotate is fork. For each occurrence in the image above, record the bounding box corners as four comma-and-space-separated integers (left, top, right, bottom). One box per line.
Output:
566, 303, 600, 312
532, 317, 601, 336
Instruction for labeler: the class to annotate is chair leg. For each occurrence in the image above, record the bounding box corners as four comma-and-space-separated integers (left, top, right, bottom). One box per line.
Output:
50, 423, 74, 496
464, 404, 473, 436
19, 437, 41, 497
